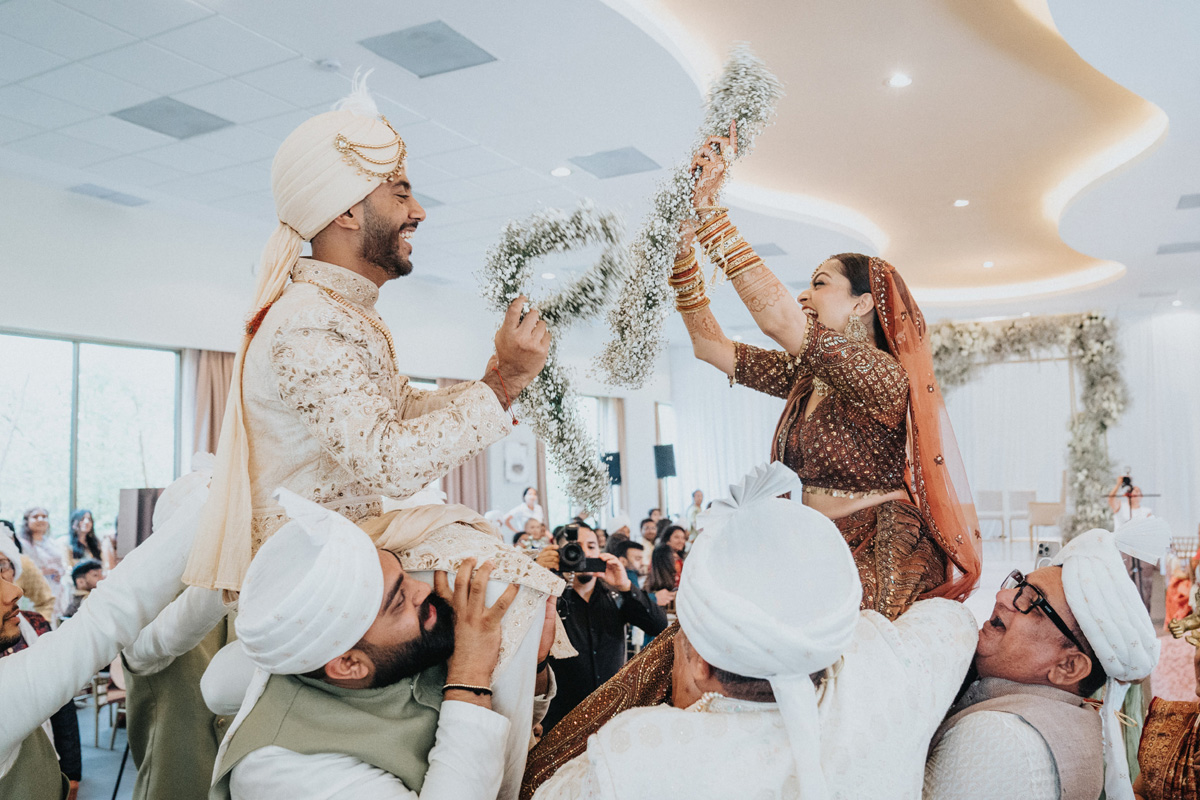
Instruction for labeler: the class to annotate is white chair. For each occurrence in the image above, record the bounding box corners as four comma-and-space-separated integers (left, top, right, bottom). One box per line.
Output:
1029, 472, 1068, 559
975, 490, 1008, 559
1007, 490, 1038, 561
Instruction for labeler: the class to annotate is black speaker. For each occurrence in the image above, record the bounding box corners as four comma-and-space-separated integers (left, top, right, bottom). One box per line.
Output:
601, 452, 622, 485
653, 444, 676, 479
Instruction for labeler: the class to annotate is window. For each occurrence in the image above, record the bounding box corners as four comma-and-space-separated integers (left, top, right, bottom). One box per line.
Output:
0, 332, 180, 545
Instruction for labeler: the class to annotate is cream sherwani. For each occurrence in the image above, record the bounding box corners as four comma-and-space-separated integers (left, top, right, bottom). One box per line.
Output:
242, 257, 510, 547
532, 599, 979, 800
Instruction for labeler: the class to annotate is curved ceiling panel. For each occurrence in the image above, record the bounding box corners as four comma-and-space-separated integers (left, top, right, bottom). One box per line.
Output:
604, 0, 1165, 304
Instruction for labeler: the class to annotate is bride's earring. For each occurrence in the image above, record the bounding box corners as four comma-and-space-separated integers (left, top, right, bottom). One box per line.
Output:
844, 313, 870, 343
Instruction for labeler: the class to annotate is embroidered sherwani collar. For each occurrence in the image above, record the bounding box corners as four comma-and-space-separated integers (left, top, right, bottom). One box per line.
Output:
292, 258, 379, 309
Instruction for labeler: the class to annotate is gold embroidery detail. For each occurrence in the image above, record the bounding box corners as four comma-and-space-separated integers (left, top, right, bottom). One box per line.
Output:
334, 116, 407, 182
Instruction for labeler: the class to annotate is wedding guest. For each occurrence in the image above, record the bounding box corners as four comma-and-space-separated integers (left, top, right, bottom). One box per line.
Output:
68, 509, 102, 564
18, 507, 70, 619
504, 488, 544, 534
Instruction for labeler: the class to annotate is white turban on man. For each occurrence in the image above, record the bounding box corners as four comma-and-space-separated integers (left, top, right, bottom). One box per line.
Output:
676, 462, 862, 800
1052, 517, 1169, 800
236, 488, 384, 675
184, 73, 407, 592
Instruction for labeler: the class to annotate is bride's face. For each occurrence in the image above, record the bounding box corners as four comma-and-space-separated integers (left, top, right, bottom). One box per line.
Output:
796, 259, 869, 333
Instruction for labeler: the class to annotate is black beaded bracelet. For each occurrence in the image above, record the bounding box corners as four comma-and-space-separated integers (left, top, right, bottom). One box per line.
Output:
443, 683, 493, 696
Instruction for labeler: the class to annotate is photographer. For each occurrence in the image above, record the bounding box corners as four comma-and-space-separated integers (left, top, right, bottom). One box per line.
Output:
534, 523, 668, 732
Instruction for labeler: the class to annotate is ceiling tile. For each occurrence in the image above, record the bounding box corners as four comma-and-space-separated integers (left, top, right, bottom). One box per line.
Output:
470, 168, 555, 196
0, 114, 40, 143
85, 154, 187, 187
155, 173, 246, 202
237, 59, 351, 108
243, 107, 324, 141
5, 131, 120, 167
374, 96, 425, 129
0, 86, 95, 128
140, 141, 239, 173
217, 191, 277, 220
244, 107, 322, 141
396, 120, 474, 158
85, 42, 223, 96
421, 146, 517, 178
56, 0, 213, 38
188, 125, 280, 162
404, 157, 457, 187
414, 178, 491, 205
0, 0, 135, 59
21, 64, 157, 114
173, 79, 295, 124
0, 33, 67, 84
151, 16, 297, 76
569, 146, 660, 179
58, 115, 176, 153
205, 161, 273, 194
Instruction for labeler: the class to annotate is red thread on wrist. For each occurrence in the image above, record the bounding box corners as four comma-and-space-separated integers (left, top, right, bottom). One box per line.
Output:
491, 366, 519, 426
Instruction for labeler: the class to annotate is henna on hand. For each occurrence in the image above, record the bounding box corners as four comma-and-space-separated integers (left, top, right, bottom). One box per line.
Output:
735, 267, 788, 313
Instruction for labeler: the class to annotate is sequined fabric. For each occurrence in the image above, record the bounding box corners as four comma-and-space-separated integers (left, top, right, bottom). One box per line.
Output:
521, 623, 678, 800
1138, 698, 1200, 799
733, 320, 909, 498
836, 501, 947, 620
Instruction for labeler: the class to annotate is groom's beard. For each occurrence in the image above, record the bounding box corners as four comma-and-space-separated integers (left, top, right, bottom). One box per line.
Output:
361, 593, 456, 688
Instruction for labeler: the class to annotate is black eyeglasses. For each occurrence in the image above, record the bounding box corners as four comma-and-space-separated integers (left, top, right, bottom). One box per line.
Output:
1001, 570, 1087, 653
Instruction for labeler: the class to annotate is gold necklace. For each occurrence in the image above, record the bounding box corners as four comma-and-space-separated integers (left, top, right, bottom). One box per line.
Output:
300, 281, 397, 364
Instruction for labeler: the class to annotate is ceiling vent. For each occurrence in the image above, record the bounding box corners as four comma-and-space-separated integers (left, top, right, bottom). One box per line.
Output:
1157, 241, 1200, 255
1177, 194, 1200, 210
753, 243, 787, 257
112, 98, 232, 140
360, 21, 496, 78
69, 183, 148, 207
569, 146, 660, 179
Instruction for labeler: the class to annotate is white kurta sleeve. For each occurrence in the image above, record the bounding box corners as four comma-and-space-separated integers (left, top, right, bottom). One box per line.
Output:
122, 586, 228, 675
530, 752, 603, 800
230, 701, 510, 800
892, 598, 979, 712
270, 319, 510, 499
400, 381, 479, 418
923, 711, 1059, 800
0, 471, 210, 759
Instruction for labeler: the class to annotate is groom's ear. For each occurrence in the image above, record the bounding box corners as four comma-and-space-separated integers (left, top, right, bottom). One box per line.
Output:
322, 649, 371, 683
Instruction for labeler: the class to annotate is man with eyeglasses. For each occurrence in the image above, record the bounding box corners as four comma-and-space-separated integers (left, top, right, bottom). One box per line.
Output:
925, 521, 1167, 800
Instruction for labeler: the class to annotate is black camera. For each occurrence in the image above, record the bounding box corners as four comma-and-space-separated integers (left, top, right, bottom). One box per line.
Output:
553, 524, 607, 574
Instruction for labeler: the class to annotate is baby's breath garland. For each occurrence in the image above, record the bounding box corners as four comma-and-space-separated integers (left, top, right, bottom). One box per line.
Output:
929, 312, 1127, 541
600, 44, 785, 387
479, 204, 629, 513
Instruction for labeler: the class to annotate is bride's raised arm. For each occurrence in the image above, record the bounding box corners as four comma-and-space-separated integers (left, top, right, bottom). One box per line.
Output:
682, 124, 810, 355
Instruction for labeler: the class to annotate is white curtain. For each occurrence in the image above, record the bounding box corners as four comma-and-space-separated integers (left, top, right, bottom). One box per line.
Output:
1107, 311, 1200, 540
669, 346, 785, 513
942, 359, 1073, 529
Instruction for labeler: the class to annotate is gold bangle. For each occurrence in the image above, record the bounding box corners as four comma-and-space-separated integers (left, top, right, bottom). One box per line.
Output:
678, 295, 711, 314
725, 258, 764, 281
697, 215, 732, 242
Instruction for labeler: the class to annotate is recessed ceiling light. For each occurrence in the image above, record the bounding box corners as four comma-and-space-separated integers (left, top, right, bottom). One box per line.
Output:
1022, 312, 1032, 317
541, 272, 556, 280
550, 166, 571, 178
1173, 299, 1183, 307
887, 73, 913, 88
953, 199, 970, 207
982, 261, 994, 268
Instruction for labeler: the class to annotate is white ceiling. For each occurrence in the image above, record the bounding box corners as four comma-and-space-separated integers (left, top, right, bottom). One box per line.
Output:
0, 0, 1196, 354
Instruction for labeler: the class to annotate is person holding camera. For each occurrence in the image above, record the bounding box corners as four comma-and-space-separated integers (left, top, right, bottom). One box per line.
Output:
534, 523, 668, 732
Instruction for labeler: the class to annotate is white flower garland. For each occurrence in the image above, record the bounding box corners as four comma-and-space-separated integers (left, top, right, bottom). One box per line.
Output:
929, 312, 1128, 541
478, 204, 629, 513
599, 44, 785, 387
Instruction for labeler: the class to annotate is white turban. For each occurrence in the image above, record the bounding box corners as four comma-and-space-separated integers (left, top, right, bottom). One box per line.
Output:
235, 488, 384, 675
1053, 518, 1169, 800
609, 514, 631, 534
677, 463, 862, 800
0, 532, 22, 580
184, 72, 407, 592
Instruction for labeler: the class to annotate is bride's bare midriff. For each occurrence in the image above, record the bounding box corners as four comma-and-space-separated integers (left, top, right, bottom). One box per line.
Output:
803, 488, 909, 521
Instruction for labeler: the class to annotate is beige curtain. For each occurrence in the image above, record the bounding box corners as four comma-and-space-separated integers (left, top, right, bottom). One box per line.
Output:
438, 378, 490, 512
191, 349, 235, 456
